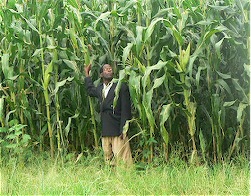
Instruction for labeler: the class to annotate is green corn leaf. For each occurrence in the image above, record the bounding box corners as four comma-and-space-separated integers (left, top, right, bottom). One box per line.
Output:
46, 36, 57, 49
122, 119, 133, 135
236, 0, 248, 21
243, 64, 249, 77
129, 71, 141, 97
21, 134, 31, 145
175, 61, 183, 73
63, 59, 80, 73
113, 69, 126, 110
32, 48, 43, 57
153, 8, 172, 18
187, 102, 196, 136
84, 51, 91, 65
5, 144, 18, 149
119, 0, 136, 14
9, 124, 27, 132
172, 27, 184, 46
86, 27, 112, 58
143, 91, 155, 135
215, 25, 229, 32
209, 5, 229, 11
152, 74, 165, 89
2, 53, 14, 80
8, 119, 19, 128
188, 55, 198, 77
144, 17, 163, 42
215, 38, 224, 58
196, 19, 214, 26
142, 61, 166, 89
53, 77, 74, 95
142, 74, 166, 134
119, 26, 135, 40
43, 62, 53, 89
14, 130, 23, 136
237, 102, 248, 123
163, 19, 184, 46
199, 129, 206, 162
65, 113, 79, 137
47, 9, 55, 27
20, 14, 39, 33
0, 97, 4, 122
232, 78, 249, 102
0, 127, 8, 133
122, 43, 133, 65
204, 29, 220, 44
15, 3, 23, 13
128, 71, 143, 118
36, 2, 50, 21
136, 26, 144, 55
216, 79, 231, 94
68, 5, 82, 25
180, 43, 191, 71
8, 8, 19, 14
5, 110, 16, 127
69, 28, 78, 49
177, 10, 188, 32
160, 104, 172, 145
110, 10, 124, 17
223, 100, 236, 107
216, 71, 231, 79
67, 0, 80, 8
195, 66, 207, 88
94, 11, 111, 29
168, 49, 178, 58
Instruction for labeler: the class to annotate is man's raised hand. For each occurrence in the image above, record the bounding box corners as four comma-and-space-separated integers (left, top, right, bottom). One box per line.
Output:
84, 64, 92, 77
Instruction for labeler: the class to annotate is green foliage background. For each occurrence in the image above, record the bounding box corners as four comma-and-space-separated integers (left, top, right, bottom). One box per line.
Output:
0, 0, 249, 163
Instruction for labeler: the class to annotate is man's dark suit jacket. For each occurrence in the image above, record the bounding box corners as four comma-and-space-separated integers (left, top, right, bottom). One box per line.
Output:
85, 77, 132, 137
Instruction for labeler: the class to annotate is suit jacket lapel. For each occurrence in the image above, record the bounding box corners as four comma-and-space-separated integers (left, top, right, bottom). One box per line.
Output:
97, 84, 104, 102
104, 83, 116, 104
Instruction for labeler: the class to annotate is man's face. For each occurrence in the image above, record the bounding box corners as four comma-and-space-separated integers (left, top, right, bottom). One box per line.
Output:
101, 64, 113, 80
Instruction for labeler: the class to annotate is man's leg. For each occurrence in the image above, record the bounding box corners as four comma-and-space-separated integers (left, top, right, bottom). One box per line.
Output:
101, 137, 114, 165
112, 135, 133, 166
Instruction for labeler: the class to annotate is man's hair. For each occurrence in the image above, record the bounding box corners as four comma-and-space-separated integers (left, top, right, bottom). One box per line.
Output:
99, 65, 104, 74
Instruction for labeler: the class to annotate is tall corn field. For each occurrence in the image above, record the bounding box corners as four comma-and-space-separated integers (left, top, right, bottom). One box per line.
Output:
0, 0, 249, 163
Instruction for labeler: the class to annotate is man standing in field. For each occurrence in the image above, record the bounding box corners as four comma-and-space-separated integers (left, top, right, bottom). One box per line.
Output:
84, 63, 133, 166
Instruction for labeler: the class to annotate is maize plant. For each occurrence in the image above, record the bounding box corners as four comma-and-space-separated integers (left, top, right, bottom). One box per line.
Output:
0, 0, 249, 163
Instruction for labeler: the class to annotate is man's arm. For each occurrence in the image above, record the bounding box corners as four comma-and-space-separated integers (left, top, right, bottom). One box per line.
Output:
84, 64, 91, 77
120, 83, 132, 136
84, 64, 98, 97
